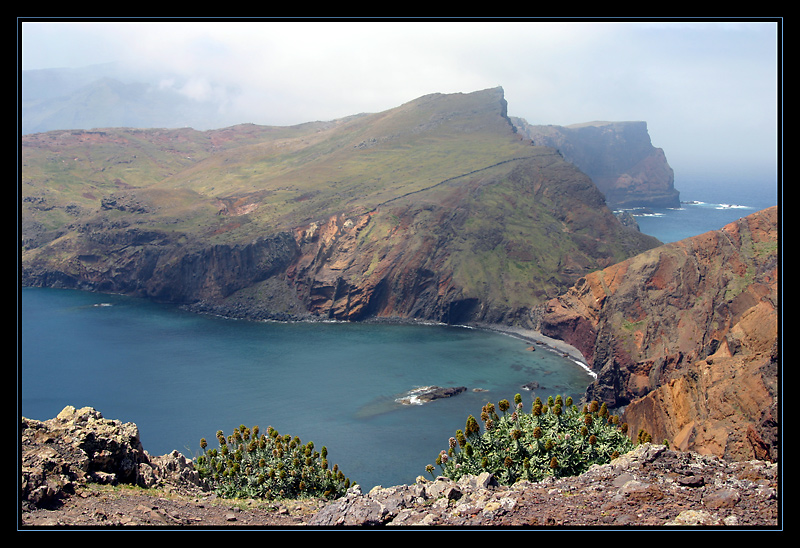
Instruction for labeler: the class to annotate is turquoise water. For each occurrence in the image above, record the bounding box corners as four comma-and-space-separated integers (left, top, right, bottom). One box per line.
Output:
20, 287, 594, 491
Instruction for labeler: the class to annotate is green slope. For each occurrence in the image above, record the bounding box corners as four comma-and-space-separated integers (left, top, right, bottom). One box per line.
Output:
21, 87, 661, 323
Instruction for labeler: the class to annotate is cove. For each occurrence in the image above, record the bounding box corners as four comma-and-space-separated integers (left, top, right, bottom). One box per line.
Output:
20, 287, 595, 491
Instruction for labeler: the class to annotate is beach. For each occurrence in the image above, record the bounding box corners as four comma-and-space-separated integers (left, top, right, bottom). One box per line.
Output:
472, 323, 596, 378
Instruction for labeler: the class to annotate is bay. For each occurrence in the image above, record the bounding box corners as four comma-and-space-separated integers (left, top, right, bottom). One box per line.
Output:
20, 287, 594, 491
22, 177, 776, 492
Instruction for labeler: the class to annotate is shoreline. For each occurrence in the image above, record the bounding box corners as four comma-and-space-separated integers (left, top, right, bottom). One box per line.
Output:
186, 300, 598, 379
25, 287, 595, 378
469, 323, 596, 379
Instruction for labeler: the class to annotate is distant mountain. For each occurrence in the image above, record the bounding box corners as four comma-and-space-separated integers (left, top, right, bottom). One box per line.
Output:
21, 87, 661, 325
512, 119, 679, 209
21, 64, 234, 134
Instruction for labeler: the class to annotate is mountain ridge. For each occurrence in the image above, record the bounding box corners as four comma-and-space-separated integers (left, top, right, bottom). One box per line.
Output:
22, 87, 661, 325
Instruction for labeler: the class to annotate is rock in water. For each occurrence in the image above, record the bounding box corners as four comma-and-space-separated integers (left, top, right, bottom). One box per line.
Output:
396, 386, 468, 405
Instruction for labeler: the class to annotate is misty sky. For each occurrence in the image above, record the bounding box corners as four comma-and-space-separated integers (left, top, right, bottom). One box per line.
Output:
20, 19, 780, 191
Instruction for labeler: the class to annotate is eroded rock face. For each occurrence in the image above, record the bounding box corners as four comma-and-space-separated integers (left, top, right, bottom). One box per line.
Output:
278, 154, 660, 324
529, 206, 778, 462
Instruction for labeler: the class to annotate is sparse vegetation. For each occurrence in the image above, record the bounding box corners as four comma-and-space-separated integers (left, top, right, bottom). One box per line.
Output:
427, 394, 638, 485
195, 425, 354, 501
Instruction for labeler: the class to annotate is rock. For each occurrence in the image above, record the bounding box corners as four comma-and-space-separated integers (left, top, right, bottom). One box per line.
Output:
20, 408, 779, 527
308, 443, 778, 527
666, 510, 716, 526
21, 406, 200, 510
703, 489, 741, 509
396, 386, 467, 405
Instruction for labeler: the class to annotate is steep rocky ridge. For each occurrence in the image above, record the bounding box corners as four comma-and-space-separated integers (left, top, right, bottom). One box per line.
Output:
512, 119, 679, 209
21, 87, 660, 324
529, 206, 779, 463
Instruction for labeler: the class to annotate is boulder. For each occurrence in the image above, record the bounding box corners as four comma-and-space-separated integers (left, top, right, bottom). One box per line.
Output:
21, 406, 199, 509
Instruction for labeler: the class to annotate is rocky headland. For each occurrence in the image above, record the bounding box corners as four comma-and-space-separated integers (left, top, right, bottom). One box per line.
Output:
512, 119, 680, 209
21, 87, 662, 327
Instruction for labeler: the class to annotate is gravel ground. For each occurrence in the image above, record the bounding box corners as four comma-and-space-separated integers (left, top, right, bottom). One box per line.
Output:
20, 445, 780, 531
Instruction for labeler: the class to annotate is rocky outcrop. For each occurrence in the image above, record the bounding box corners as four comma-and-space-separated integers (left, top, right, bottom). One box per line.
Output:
396, 386, 468, 405
21, 407, 779, 527
310, 444, 777, 527
22, 226, 302, 309
529, 206, 778, 462
512, 119, 679, 209
21, 406, 202, 510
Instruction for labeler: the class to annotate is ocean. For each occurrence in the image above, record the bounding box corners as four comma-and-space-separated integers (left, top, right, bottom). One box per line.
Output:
20, 288, 595, 491
19, 177, 778, 491
627, 177, 778, 243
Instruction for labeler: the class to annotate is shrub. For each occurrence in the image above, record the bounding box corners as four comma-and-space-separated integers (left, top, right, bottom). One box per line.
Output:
195, 424, 354, 500
426, 394, 637, 485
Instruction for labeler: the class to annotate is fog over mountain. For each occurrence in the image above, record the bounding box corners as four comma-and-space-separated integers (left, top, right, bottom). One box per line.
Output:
22, 63, 239, 134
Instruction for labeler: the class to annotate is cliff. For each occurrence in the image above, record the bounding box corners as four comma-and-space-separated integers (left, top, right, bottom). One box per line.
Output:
529, 206, 779, 462
512, 119, 679, 209
21, 87, 660, 325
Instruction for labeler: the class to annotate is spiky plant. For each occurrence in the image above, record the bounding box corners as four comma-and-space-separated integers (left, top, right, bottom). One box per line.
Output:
428, 394, 640, 485
195, 425, 354, 501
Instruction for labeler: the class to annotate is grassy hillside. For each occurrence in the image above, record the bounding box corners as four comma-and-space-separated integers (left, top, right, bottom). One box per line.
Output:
21, 87, 660, 323
23, 88, 528, 243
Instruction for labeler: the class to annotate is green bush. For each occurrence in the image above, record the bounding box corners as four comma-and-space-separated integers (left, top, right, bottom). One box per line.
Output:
426, 394, 637, 485
195, 424, 354, 501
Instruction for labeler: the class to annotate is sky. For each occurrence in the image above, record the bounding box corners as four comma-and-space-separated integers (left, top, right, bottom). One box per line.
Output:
19, 18, 781, 191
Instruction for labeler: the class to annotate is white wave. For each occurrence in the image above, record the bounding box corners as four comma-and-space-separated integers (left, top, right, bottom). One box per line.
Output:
684, 200, 752, 210
715, 203, 751, 210
570, 358, 597, 379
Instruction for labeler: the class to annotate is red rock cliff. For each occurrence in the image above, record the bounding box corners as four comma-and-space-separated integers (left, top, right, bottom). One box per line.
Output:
530, 206, 779, 462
